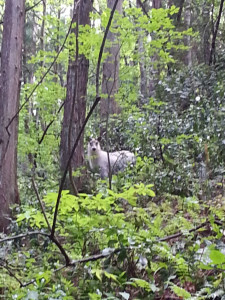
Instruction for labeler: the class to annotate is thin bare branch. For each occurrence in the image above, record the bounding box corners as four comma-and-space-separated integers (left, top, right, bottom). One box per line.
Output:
70, 248, 122, 265
0, 230, 70, 265
136, 0, 149, 17
0, 231, 49, 244
31, 178, 52, 231
0, 263, 24, 287
26, 0, 43, 13
38, 100, 65, 144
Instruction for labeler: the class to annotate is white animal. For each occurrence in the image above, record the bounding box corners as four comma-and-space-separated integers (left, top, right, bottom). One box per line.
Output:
88, 137, 135, 178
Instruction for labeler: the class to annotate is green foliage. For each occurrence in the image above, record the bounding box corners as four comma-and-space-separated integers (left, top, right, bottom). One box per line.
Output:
3, 182, 223, 299
170, 284, 191, 299
3, 0, 225, 299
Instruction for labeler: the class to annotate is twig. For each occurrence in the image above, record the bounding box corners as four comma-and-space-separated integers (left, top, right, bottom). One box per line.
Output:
26, 0, 43, 13
70, 248, 122, 265
31, 180, 70, 265
136, 0, 149, 17
38, 100, 65, 144
0, 258, 35, 287
51, 235, 70, 265
0, 263, 24, 287
0, 231, 49, 244
0, 229, 70, 265
31, 178, 52, 231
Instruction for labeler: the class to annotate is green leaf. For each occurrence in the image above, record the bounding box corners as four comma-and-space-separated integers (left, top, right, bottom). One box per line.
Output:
92, 269, 103, 281
170, 284, 191, 299
130, 278, 151, 292
88, 293, 101, 300
104, 271, 119, 283
210, 250, 225, 265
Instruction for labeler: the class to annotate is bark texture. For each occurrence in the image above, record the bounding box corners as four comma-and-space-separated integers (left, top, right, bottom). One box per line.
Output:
209, 0, 224, 65
199, 1, 211, 64
0, 0, 25, 232
184, 0, 192, 66
153, 0, 161, 9
60, 0, 92, 192
100, 0, 123, 125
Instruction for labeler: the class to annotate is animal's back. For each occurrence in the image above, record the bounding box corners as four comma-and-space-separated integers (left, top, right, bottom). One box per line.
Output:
108, 150, 135, 173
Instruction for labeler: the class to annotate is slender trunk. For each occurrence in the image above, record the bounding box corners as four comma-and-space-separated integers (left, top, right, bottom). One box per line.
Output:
153, 0, 161, 9
136, 0, 150, 98
184, 0, 192, 66
209, 0, 224, 65
40, 0, 46, 67
200, 1, 211, 64
100, 0, 123, 130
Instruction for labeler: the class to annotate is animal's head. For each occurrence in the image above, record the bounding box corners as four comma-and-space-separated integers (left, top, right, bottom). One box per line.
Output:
88, 137, 101, 152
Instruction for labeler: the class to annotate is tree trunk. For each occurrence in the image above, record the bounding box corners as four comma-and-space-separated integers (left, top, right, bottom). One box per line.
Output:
201, 1, 211, 64
209, 0, 224, 65
184, 0, 192, 66
60, 0, 92, 193
136, 0, 161, 100
153, 0, 161, 9
0, 0, 25, 232
40, 0, 46, 68
100, 0, 123, 129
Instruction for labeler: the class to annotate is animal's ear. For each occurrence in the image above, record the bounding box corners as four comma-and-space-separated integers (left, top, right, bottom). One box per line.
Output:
97, 136, 101, 142
88, 137, 93, 143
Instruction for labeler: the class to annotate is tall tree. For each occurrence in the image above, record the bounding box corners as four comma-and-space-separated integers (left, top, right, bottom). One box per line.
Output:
100, 0, 123, 131
201, 0, 211, 64
0, 0, 25, 232
136, 0, 161, 99
136, 0, 150, 99
153, 0, 161, 9
184, 0, 192, 66
60, 0, 92, 193
209, 0, 224, 65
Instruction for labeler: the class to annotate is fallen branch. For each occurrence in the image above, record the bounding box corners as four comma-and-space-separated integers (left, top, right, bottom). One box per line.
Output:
158, 219, 223, 242
0, 231, 49, 244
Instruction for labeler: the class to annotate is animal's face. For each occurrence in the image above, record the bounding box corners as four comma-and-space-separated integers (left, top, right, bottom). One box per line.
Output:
88, 138, 101, 152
